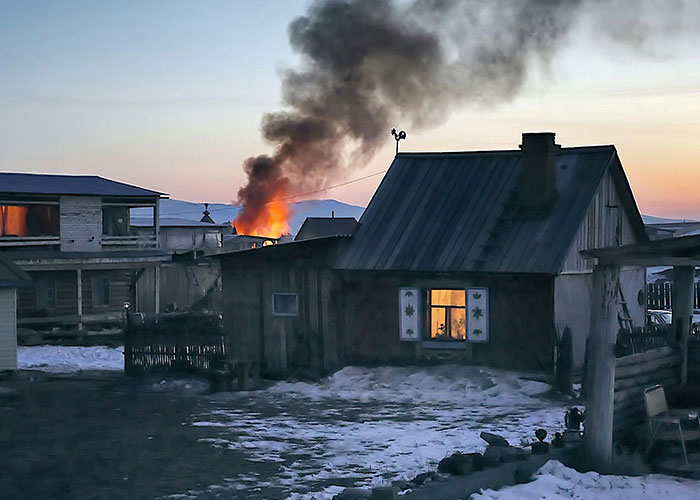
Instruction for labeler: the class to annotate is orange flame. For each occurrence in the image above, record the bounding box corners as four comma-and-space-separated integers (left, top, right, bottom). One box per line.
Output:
0, 205, 28, 236
234, 198, 290, 238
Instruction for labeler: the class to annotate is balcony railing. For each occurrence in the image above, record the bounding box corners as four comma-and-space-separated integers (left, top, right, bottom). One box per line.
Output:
101, 234, 158, 249
0, 235, 60, 247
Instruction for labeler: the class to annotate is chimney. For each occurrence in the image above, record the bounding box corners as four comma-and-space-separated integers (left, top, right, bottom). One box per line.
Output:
518, 132, 558, 214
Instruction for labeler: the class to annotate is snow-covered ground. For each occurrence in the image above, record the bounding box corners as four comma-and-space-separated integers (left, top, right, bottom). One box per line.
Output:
189, 365, 576, 499
472, 460, 699, 500
17, 345, 124, 372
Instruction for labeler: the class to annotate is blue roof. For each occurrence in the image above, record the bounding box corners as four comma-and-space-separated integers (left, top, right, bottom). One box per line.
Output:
0, 172, 166, 197
0, 258, 31, 287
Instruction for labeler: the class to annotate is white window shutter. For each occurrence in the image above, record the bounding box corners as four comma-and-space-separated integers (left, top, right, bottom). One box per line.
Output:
399, 287, 420, 341
467, 288, 489, 343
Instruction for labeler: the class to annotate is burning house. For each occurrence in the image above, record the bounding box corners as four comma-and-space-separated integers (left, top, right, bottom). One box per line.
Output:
216, 132, 649, 378
0, 173, 170, 338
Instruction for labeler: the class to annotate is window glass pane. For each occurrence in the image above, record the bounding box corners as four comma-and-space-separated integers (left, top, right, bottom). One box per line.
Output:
0, 205, 59, 237
430, 289, 465, 307
36, 278, 56, 310
92, 276, 110, 306
451, 308, 466, 340
430, 307, 447, 339
273, 293, 298, 316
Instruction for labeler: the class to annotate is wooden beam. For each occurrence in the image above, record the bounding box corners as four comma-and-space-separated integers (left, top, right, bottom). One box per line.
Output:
154, 198, 161, 248
77, 269, 83, 331
584, 264, 619, 470
154, 265, 161, 315
672, 266, 694, 385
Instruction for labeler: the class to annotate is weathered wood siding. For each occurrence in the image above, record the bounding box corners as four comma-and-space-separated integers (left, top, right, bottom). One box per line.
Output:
560, 170, 640, 272
17, 269, 134, 319
689, 340, 700, 384
613, 346, 681, 432
555, 267, 646, 370
221, 258, 343, 379
60, 196, 102, 251
136, 262, 221, 313
0, 288, 18, 370
342, 272, 555, 371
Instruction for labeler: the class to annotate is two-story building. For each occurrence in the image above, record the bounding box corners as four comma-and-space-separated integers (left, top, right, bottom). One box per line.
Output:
0, 173, 171, 335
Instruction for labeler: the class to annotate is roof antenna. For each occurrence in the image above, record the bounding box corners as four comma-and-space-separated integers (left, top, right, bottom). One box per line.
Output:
391, 128, 406, 155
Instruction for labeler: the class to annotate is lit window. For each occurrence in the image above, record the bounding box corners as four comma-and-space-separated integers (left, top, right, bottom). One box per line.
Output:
92, 275, 110, 306
272, 293, 298, 316
428, 289, 466, 340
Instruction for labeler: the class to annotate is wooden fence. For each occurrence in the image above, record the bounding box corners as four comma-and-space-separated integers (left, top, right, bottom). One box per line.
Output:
123, 312, 227, 375
613, 346, 681, 431
647, 281, 700, 310
124, 332, 227, 375
615, 329, 671, 357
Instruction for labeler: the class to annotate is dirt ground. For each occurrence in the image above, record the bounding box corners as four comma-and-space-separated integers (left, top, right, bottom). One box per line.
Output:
0, 371, 243, 500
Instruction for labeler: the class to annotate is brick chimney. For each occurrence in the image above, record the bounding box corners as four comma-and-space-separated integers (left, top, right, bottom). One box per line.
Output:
518, 132, 558, 214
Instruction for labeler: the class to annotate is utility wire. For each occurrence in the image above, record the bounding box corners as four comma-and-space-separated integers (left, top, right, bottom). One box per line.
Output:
159, 169, 387, 217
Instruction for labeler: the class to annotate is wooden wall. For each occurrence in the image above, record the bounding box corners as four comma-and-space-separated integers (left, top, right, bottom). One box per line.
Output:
59, 196, 102, 251
689, 340, 700, 384
137, 262, 221, 313
341, 272, 556, 371
613, 346, 681, 431
221, 256, 343, 379
0, 288, 17, 370
17, 269, 134, 319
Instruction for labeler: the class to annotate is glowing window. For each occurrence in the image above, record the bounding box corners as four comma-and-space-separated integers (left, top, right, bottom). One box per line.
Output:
428, 289, 466, 340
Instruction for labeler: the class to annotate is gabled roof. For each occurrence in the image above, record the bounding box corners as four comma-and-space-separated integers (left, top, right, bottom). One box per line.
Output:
0, 258, 32, 287
294, 217, 358, 241
336, 145, 647, 274
0, 172, 165, 197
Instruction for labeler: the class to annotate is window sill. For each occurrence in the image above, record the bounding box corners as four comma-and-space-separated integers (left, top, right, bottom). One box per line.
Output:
421, 341, 467, 350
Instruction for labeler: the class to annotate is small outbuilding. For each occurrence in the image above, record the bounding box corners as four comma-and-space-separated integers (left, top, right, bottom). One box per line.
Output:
0, 258, 31, 371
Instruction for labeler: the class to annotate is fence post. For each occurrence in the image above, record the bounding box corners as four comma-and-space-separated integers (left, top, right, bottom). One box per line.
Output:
673, 266, 694, 385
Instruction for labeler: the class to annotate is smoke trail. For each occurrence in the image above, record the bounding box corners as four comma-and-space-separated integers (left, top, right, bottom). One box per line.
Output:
235, 0, 698, 236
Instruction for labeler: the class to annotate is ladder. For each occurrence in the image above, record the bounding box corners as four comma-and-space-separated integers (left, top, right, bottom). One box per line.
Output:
617, 281, 634, 332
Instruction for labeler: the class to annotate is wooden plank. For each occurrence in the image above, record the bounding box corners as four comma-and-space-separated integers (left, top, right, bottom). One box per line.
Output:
614, 367, 678, 391
673, 266, 694, 384
615, 354, 679, 379
615, 346, 676, 368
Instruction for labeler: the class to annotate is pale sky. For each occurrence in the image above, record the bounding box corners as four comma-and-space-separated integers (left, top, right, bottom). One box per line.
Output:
2, 0, 700, 218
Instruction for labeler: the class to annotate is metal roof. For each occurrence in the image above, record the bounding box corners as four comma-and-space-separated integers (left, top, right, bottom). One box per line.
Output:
0, 172, 166, 197
294, 217, 358, 241
582, 234, 700, 266
0, 258, 32, 287
336, 145, 647, 274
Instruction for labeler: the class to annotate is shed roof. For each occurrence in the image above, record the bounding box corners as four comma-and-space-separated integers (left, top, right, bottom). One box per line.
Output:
336, 145, 647, 274
0, 172, 165, 197
294, 217, 358, 241
0, 258, 32, 287
582, 234, 700, 267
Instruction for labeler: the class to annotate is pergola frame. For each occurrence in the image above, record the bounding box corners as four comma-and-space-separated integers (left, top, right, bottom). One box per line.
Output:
580, 235, 700, 468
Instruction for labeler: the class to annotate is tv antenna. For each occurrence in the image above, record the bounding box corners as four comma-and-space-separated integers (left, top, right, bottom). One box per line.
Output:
391, 128, 406, 155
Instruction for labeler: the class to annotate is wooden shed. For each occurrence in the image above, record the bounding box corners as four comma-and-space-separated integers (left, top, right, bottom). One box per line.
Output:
0, 258, 31, 371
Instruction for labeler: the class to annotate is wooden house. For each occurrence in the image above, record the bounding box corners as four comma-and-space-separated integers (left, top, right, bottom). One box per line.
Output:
0, 258, 31, 371
217, 133, 649, 378
0, 173, 171, 335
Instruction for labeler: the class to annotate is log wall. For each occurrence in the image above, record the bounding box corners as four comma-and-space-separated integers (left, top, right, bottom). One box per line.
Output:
613, 346, 681, 431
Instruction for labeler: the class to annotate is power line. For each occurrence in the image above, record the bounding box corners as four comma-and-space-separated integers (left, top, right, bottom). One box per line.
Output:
160, 169, 387, 217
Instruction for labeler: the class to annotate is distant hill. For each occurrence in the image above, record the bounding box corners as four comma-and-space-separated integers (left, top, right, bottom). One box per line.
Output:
131, 198, 365, 235
642, 214, 699, 225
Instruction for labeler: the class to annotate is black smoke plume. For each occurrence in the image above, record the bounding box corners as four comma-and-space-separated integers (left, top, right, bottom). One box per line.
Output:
235, 0, 698, 235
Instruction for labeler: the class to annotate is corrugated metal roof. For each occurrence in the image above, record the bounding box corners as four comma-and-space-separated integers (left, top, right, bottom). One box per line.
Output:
0, 258, 32, 287
0, 172, 165, 197
294, 217, 358, 241
337, 145, 644, 274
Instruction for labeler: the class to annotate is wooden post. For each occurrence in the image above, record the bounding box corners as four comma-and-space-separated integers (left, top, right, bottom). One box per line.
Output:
584, 264, 619, 470
154, 265, 161, 315
76, 269, 83, 331
672, 266, 694, 385
154, 198, 161, 248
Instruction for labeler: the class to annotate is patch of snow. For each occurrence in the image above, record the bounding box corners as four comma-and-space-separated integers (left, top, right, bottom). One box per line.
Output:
17, 345, 124, 373
191, 365, 573, 499
471, 460, 700, 499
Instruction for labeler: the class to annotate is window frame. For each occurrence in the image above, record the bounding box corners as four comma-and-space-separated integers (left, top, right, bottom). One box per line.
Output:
425, 288, 467, 342
35, 276, 57, 311
91, 274, 111, 307
271, 292, 299, 317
